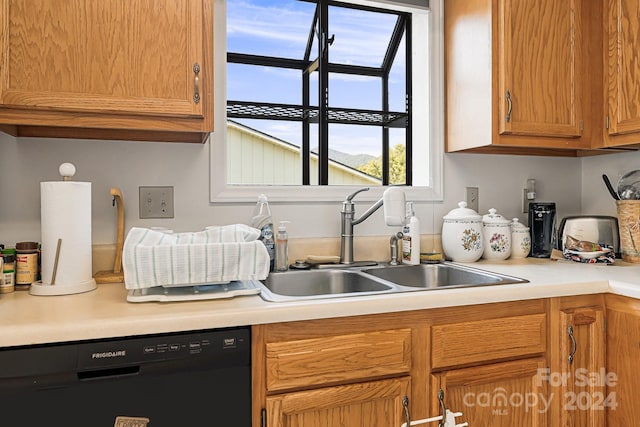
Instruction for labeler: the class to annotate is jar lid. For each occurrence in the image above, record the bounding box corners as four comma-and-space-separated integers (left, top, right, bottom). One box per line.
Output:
443, 201, 481, 220
510, 218, 530, 230
482, 208, 510, 225
16, 241, 38, 252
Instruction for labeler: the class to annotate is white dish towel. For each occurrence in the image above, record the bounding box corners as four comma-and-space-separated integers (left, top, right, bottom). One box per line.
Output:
123, 225, 270, 290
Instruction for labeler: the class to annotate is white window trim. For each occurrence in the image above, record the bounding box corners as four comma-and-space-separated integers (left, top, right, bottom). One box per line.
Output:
209, 0, 444, 203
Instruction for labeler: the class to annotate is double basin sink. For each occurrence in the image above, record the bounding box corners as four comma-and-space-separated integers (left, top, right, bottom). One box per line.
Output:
257, 262, 529, 302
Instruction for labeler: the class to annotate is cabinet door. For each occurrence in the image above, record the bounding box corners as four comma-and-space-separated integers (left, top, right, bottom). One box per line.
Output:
606, 296, 640, 425
265, 377, 410, 427
431, 358, 548, 426
498, 0, 582, 138
606, 0, 640, 136
551, 306, 606, 427
1, 0, 205, 119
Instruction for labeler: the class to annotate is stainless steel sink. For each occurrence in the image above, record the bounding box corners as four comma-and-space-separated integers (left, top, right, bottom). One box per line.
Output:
256, 262, 528, 302
361, 263, 529, 290
259, 269, 393, 302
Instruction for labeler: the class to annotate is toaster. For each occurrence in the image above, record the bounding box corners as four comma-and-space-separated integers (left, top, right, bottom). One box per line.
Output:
557, 215, 620, 255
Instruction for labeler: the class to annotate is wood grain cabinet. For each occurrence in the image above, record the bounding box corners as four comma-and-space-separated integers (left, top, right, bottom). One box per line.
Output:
428, 301, 548, 425
604, 0, 640, 148
605, 294, 640, 425
252, 313, 428, 427
0, 0, 213, 143
445, 0, 603, 155
265, 377, 411, 427
253, 296, 640, 426
549, 295, 607, 426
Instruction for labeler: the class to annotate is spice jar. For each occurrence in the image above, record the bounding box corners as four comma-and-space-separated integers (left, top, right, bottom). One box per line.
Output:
1, 248, 16, 293
15, 241, 39, 290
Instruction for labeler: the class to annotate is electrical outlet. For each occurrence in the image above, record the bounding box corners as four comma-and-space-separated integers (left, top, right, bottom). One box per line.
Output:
466, 187, 479, 212
139, 186, 174, 219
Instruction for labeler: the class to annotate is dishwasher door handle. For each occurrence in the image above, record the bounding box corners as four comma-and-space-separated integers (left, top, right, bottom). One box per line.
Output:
77, 365, 141, 381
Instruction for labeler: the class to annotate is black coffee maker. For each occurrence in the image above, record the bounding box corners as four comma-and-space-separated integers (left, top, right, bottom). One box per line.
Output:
529, 202, 557, 258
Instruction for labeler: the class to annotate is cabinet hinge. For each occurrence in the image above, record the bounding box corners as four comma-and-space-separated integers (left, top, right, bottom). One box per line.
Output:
261, 408, 266, 427
580, 119, 584, 132
606, 116, 610, 130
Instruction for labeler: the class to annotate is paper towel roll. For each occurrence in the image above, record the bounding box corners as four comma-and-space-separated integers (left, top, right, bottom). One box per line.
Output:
38, 181, 95, 290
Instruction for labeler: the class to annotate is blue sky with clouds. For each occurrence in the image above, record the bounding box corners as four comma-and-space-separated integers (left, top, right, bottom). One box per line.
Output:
227, 0, 407, 156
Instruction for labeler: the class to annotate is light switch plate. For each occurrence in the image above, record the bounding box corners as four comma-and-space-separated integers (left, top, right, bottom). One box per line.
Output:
139, 186, 174, 219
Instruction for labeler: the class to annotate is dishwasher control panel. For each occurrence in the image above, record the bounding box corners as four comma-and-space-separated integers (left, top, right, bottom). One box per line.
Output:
77, 327, 250, 370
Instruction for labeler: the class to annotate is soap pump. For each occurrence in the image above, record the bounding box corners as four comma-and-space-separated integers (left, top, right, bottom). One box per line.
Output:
275, 221, 291, 272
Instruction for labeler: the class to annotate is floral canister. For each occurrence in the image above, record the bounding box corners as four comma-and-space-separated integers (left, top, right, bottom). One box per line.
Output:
482, 208, 512, 260
510, 218, 531, 258
442, 201, 484, 262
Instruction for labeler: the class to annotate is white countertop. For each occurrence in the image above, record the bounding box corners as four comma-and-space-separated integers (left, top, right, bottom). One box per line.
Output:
1, 258, 639, 348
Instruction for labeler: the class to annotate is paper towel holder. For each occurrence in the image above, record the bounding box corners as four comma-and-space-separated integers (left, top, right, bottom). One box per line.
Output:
94, 188, 125, 284
30, 162, 97, 296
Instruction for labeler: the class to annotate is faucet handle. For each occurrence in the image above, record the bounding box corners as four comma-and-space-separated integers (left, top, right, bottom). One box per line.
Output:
345, 187, 369, 202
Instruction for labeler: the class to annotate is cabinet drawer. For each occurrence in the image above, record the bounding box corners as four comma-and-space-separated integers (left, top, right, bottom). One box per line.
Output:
431, 313, 546, 370
266, 328, 411, 392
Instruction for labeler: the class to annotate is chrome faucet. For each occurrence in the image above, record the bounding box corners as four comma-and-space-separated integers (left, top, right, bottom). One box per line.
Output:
340, 188, 384, 265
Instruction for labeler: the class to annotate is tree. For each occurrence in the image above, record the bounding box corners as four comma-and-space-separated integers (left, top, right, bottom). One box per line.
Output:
357, 144, 406, 184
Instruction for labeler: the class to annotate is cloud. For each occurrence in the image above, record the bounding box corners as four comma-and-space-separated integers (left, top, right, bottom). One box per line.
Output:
227, 0, 407, 68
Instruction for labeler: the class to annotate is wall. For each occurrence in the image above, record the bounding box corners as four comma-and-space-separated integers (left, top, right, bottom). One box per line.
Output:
0, 131, 585, 247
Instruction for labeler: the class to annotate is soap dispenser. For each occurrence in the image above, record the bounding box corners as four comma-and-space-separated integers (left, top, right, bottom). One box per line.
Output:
402, 202, 421, 265
275, 221, 290, 272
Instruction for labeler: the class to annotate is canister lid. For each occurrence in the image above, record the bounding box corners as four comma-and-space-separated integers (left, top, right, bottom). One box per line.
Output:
510, 218, 530, 231
482, 208, 510, 225
443, 201, 481, 220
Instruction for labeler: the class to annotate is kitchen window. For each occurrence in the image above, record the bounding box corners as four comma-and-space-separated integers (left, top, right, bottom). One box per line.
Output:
210, 0, 443, 203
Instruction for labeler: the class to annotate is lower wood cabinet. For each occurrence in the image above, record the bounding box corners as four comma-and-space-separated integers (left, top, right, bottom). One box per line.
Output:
252, 295, 623, 427
265, 377, 410, 427
252, 312, 427, 427
549, 295, 606, 427
605, 294, 640, 425
431, 358, 548, 426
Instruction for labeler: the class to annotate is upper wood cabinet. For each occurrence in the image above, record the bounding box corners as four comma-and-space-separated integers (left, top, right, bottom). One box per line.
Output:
604, 0, 640, 148
498, 0, 581, 138
0, 0, 213, 143
445, 0, 604, 155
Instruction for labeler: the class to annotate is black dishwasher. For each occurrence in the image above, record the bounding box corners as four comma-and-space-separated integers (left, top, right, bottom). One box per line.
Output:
0, 326, 251, 427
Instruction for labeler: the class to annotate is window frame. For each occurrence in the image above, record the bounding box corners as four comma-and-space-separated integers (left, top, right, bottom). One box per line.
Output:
210, 0, 444, 203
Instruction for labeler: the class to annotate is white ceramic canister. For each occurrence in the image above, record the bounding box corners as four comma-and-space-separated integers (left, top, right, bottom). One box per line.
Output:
442, 201, 484, 262
482, 208, 512, 260
510, 218, 531, 258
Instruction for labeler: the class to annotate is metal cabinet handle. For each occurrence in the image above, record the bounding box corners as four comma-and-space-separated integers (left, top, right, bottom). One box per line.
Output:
438, 389, 447, 427
403, 396, 411, 426
505, 90, 512, 123
568, 325, 576, 365
193, 63, 201, 104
